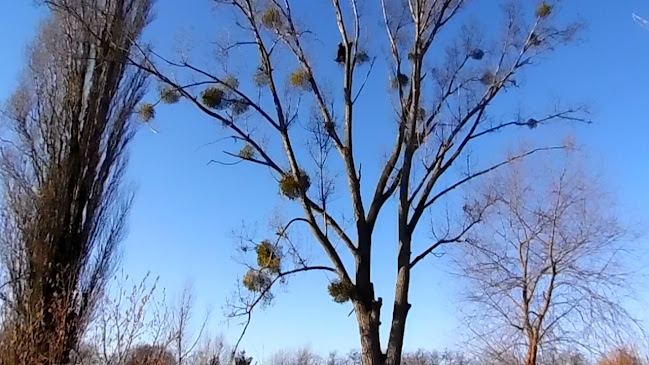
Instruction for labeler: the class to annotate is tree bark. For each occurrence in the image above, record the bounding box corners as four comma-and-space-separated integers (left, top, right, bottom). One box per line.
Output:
354, 228, 386, 365
355, 299, 385, 365
385, 234, 411, 365
525, 338, 539, 365
384, 81, 418, 365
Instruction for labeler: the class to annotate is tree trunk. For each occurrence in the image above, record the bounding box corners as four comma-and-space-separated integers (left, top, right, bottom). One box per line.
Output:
525, 338, 539, 365
385, 234, 411, 365
354, 229, 385, 365
355, 300, 385, 365
385, 277, 410, 365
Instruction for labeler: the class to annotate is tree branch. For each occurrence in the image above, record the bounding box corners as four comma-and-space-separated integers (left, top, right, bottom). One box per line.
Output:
423, 146, 566, 211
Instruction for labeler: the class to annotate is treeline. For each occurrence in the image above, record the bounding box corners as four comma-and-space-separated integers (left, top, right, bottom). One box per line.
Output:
266, 348, 646, 365
66, 334, 649, 365
5, 266, 642, 365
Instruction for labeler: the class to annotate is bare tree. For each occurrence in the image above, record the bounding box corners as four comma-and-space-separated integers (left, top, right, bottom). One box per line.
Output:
267, 347, 323, 365
84, 273, 164, 365
185, 335, 231, 365
170, 285, 210, 365
52, 0, 590, 364
0, 0, 152, 363
82, 273, 217, 365
599, 348, 646, 365
402, 349, 470, 365
125, 345, 175, 365
540, 350, 589, 365
456, 150, 640, 365
234, 351, 254, 365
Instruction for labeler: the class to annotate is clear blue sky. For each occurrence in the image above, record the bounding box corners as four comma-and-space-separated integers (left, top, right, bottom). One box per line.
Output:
2, 0, 649, 360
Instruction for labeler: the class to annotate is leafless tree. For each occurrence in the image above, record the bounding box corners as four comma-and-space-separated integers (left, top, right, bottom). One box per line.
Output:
170, 285, 210, 365
185, 335, 231, 365
456, 150, 640, 365
402, 349, 470, 365
0, 0, 152, 363
83, 273, 163, 365
267, 347, 323, 365
325, 350, 363, 365
81, 273, 216, 365
52, 0, 591, 364
599, 348, 645, 365
540, 350, 588, 365
125, 345, 175, 365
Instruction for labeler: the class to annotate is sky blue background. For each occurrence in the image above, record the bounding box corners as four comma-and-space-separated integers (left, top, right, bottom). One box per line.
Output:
2, 0, 649, 360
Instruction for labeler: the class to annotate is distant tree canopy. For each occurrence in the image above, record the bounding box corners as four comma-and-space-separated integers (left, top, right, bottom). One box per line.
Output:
257, 347, 643, 365
599, 348, 644, 365
235, 351, 254, 365
126, 345, 175, 365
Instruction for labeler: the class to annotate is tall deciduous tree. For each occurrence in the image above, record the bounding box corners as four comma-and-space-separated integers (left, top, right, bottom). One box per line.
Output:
0, 0, 152, 363
59, 1, 589, 364
457, 151, 639, 365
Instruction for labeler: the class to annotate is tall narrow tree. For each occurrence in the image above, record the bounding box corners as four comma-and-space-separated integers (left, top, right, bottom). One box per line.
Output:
0, 0, 152, 363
